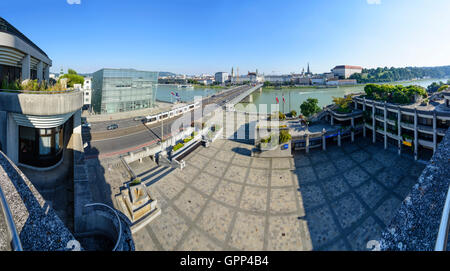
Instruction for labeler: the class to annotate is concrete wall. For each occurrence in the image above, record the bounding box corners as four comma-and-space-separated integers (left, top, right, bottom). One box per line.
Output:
0, 91, 83, 116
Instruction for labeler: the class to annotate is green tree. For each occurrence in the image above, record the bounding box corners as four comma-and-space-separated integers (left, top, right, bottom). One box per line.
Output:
437, 85, 449, 92
300, 98, 321, 118
60, 68, 84, 88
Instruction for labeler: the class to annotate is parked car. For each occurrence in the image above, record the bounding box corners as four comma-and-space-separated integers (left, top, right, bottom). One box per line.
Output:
107, 124, 118, 130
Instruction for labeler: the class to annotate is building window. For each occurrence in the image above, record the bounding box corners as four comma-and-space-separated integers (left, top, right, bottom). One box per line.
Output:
19, 125, 64, 167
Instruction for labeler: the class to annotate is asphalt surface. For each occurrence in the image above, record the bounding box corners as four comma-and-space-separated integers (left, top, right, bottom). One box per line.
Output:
83, 85, 255, 157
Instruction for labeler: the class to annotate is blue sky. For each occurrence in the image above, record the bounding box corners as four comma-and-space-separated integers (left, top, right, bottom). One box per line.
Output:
2, 0, 450, 75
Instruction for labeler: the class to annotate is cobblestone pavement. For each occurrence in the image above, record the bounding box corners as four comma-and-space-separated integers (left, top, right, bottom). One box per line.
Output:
130, 138, 426, 251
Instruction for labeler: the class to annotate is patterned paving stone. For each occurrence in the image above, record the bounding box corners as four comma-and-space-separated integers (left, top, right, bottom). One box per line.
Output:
394, 176, 418, 199
191, 172, 220, 196
376, 167, 404, 188
355, 180, 387, 208
251, 158, 271, 169
173, 188, 207, 220
215, 150, 234, 163
271, 170, 294, 187
232, 154, 252, 167
198, 201, 234, 242
272, 158, 293, 169
360, 158, 384, 175
299, 184, 326, 210
342, 144, 360, 153
343, 166, 370, 187
347, 217, 383, 251
229, 213, 265, 250
373, 151, 398, 167
322, 176, 351, 200
197, 146, 219, 158
172, 166, 200, 183
294, 167, 317, 185
151, 207, 189, 250
270, 188, 298, 213
155, 177, 186, 200
305, 206, 340, 248
309, 151, 329, 164
334, 157, 357, 172
350, 150, 371, 163
187, 154, 211, 167
332, 193, 366, 230
314, 162, 337, 180
240, 186, 267, 212
223, 165, 248, 184
374, 196, 402, 226
213, 180, 243, 207
204, 159, 228, 177
323, 238, 348, 251
178, 229, 222, 251
247, 168, 270, 187
132, 228, 158, 251
267, 215, 306, 251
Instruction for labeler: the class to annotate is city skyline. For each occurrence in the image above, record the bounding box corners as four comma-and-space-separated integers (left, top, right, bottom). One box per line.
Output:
2, 0, 450, 75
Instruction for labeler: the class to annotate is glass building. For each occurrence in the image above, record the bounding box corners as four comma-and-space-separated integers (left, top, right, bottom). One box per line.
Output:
92, 68, 159, 114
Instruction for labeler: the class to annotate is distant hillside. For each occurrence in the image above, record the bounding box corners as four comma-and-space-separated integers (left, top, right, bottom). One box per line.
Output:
158, 71, 176, 77
350, 65, 450, 83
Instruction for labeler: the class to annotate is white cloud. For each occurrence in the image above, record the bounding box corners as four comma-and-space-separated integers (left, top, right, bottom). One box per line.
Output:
367, 0, 381, 4
67, 0, 81, 4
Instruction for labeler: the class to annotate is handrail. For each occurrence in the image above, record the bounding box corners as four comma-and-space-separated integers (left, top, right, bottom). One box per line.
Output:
435, 185, 450, 251
84, 203, 122, 251
0, 185, 23, 251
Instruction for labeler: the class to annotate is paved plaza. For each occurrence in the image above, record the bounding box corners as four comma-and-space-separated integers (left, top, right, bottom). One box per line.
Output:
125, 138, 425, 251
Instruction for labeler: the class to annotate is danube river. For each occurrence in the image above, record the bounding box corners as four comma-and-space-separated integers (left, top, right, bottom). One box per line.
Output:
236, 78, 450, 113
155, 84, 221, 103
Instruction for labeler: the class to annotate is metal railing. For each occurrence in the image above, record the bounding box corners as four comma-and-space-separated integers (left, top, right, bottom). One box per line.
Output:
84, 203, 122, 251
435, 185, 450, 251
0, 185, 23, 251
0, 88, 76, 94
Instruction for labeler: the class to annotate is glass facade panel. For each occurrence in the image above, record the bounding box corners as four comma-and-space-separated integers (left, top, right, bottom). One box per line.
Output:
92, 69, 158, 114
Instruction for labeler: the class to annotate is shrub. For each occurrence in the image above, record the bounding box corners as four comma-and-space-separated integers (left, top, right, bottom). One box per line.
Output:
279, 130, 292, 143
300, 98, 321, 118
173, 142, 185, 152
130, 178, 141, 186
290, 110, 297, 117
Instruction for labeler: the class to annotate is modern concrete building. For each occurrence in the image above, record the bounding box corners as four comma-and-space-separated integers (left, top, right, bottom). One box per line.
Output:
92, 68, 158, 114
0, 17, 51, 83
214, 72, 229, 84
325, 89, 450, 160
331, 65, 363, 79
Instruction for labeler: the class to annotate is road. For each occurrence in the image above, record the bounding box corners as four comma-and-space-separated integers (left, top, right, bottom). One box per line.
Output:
83, 84, 256, 157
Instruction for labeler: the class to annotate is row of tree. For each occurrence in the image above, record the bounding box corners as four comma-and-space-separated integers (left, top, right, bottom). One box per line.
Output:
349, 66, 450, 83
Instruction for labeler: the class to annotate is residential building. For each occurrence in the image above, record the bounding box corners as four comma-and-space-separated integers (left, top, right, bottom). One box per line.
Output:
331, 65, 363, 79
91, 68, 158, 114
264, 75, 291, 84
0, 17, 51, 83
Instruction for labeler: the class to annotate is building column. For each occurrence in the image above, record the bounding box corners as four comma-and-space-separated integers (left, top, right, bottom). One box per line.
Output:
433, 113, 437, 154
363, 99, 366, 138
397, 108, 402, 155
322, 128, 326, 151
37, 61, 43, 82
21, 54, 31, 81
383, 102, 387, 150
414, 109, 418, 161
331, 115, 334, 126
351, 117, 355, 143
305, 134, 310, 153
338, 132, 341, 147
372, 104, 376, 144
44, 65, 50, 81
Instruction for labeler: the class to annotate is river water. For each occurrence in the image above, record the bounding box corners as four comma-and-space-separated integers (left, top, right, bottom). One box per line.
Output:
236, 78, 450, 113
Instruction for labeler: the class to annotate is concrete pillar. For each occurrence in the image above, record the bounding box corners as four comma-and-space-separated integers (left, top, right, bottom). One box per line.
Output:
0, 111, 6, 152
331, 116, 334, 126
433, 113, 437, 154
372, 105, 376, 144
338, 133, 341, 147
44, 65, 50, 81
351, 117, 355, 142
21, 54, 31, 81
414, 109, 418, 160
6, 113, 19, 164
37, 61, 43, 82
383, 102, 387, 150
363, 99, 367, 138
397, 109, 402, 155
322, 129, 326, 151
305, 135, 310, 153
